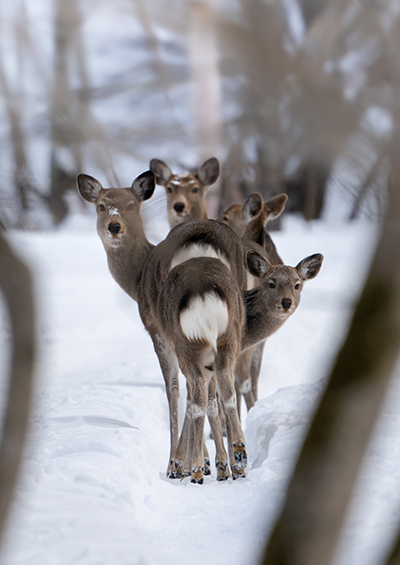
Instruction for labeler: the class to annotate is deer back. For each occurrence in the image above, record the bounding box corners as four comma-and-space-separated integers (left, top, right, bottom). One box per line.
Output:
139, 219, 247, 331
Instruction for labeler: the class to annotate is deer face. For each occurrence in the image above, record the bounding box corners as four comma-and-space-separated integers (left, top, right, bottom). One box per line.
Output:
93, 188, 142, 248
217, 193, 263, 237
76, 171, 155, 249
263, 265, 305, 318
150, 157, 220, 229
164, 173, 206, 227
246, 250, 324, 319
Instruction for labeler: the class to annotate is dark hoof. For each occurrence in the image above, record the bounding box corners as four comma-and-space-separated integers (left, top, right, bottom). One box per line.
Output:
216, 461, 230, 481
204, 458, 211, 475
233, 441, 247, 468
231, 465, 246, 480
167, 470, 182, 479
191, 477, 204, 485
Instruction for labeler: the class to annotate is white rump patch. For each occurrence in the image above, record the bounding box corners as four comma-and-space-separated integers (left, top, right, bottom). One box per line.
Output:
170, 243, 231, 271
180, 293, 229, 351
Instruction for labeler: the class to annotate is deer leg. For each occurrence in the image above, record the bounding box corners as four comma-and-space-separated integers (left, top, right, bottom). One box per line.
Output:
175, 384, 193, 478
151, 333, 180, 478
207, 375, 230, 481
250, 340, 266, 403
235, 348, 255, 418
203, 440, 211, 476
217, 355, 247, 479
179, 362, 207, 484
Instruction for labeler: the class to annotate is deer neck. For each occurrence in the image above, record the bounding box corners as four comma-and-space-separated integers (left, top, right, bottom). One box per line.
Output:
104, 233, 154, 302
168, 204, 208, 230
241, 286, 288, 351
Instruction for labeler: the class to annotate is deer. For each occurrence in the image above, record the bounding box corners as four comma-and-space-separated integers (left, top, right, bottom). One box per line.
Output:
217, 193, 289, 416
151, 156, 288, 417
157, 248, 323, 483
76, 171, 250, 482
150, 157, 220, 229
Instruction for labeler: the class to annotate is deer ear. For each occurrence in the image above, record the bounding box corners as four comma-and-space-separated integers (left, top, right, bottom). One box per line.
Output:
132, 171, 156, 202
263, 193, 288, 223
243, 193, 263, 222
150, 159, 172, 186
246, 249, 270, 279
296, 253, 324, 280
197, 157, 220, 186
76, 174, 103, 204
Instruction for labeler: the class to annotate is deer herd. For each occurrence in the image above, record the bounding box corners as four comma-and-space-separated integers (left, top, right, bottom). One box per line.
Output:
76, 158, 323, 484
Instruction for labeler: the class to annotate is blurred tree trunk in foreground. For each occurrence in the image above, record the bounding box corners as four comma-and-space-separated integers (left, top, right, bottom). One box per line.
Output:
261, 125, 400, 564
0, 232, 35, 542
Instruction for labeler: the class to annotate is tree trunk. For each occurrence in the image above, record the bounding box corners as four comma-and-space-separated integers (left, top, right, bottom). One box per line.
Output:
49, 0, 85, 225
262, 130, 400, 565
0, 232, 35, 542
189, 0, 222, 218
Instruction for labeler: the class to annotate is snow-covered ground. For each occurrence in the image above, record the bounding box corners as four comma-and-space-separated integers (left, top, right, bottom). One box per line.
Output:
1, 212, 399, 565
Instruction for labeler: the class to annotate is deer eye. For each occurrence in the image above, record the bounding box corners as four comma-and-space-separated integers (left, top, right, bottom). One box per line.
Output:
126, 202, 135, 211
269, 282, 276, 289
295, 283, 301, 290
166, 186, 173, 194
192, 187, 199, 193
97, 204, 106, 212
223, 216, 229, 222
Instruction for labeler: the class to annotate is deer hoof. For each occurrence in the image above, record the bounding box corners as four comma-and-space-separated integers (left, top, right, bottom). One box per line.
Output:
233, 442, 247, 469
204, 458, 211, 476
167, 460, 184, 479
231, 465, 246, 480
191, 466, 204, 484
168, 471, 182, 479
216, 461, 230, 481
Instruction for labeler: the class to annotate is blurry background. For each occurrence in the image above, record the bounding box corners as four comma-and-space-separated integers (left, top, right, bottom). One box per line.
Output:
0, 0, 395, 230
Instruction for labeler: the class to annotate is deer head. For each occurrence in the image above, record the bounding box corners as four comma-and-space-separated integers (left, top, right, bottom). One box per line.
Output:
150, 157, 220, 228
76, 171, 155, 249
246, 250, 324, 321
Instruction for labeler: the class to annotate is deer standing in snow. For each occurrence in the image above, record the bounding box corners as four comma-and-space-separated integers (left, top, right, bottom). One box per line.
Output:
77, 172, 322, 484
77, 171, 247, 482
151, 154, 288, 417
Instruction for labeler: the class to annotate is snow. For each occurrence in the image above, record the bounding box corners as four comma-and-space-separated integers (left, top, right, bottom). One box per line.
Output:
1, 214, 400, 565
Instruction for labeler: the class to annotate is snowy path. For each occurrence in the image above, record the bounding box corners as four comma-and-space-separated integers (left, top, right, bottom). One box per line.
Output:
1, 216, 399, 565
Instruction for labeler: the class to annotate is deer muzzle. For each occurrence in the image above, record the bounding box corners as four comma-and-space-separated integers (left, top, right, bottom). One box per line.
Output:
281, 298, 292, 310
108, 222, 121, 235
173, 202, 186, 214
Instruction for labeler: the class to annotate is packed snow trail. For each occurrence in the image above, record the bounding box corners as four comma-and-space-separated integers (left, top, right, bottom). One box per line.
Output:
1, 215, 399, 565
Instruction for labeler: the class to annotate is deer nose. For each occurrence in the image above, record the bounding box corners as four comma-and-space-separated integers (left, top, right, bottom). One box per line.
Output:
174, 202, 185, 213
108, 222, 121, 234
282, 298, 292, 309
